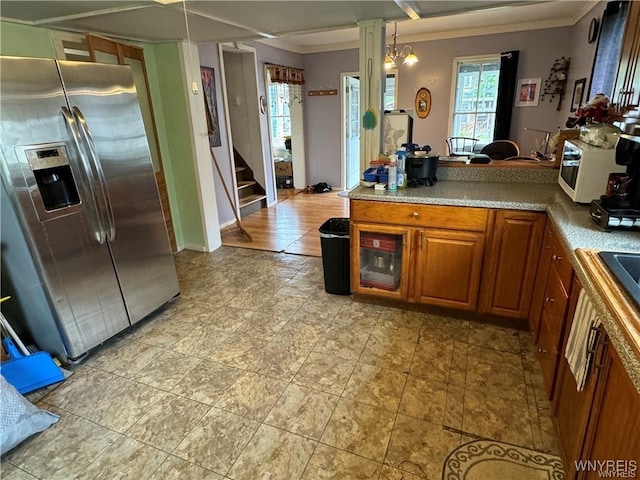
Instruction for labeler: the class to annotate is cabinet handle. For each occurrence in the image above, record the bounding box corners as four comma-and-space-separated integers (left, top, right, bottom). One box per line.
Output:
412, 212, 419, 218
538, 347, 547, 354
545, 297, 556, 303
545, 245, 552, 250
552, 254, 563, 261
419, 230, 423, 250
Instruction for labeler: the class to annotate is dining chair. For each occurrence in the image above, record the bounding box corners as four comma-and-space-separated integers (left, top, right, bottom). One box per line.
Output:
446, 137, 479, 156
479, 140, 520, 160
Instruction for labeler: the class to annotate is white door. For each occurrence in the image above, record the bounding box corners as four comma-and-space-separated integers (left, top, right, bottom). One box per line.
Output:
343, 75, 360, 190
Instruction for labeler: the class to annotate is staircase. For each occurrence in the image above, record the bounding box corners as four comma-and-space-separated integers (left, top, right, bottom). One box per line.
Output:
233, 148, 266, 216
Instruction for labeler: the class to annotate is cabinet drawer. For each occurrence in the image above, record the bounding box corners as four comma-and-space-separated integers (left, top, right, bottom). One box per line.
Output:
541, 264, 570, 344
350, 200, 488, 232
538, 310, 560, 399
550, 233, 573, 291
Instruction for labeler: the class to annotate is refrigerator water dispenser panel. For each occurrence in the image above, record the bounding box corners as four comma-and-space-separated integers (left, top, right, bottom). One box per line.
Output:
25, 145, 80, 211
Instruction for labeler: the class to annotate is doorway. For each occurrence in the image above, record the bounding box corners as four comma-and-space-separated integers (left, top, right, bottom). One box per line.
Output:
341, 72, 360, 191
219, 43, 268, 215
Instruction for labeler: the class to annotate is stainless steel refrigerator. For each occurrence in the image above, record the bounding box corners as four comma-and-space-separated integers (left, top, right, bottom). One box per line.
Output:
0, 56, 179, 362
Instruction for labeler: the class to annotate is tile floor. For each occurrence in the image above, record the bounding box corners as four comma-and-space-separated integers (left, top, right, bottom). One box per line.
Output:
2, 247, 560, 480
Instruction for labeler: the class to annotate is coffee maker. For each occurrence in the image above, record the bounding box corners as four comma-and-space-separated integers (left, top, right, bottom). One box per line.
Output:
590, 134, 640, 230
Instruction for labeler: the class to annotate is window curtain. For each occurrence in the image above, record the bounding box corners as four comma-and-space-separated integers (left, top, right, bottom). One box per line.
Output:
589, 1, 630, 99
265, 63, 305, 85
266, 63, 305, 104
493, 50, 519, 140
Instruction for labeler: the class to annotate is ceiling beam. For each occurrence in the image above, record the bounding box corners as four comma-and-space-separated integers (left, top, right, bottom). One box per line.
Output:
394, 1, 421, 20
31, 4, 151, 26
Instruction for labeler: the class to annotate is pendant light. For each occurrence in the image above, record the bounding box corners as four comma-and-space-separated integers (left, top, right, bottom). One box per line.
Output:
385, 22, 418, 69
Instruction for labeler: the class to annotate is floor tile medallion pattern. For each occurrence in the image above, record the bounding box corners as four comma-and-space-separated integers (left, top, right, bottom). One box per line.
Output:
3, 247, 561, 479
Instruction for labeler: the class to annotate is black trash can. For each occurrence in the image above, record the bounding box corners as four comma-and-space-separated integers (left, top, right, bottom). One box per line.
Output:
319, 218, 351, 295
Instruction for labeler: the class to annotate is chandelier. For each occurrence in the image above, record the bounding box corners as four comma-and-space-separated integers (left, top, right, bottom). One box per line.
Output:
384, 22, 419, 69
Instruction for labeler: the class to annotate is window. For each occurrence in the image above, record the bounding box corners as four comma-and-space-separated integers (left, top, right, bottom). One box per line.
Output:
268, 82, 291, 155
450, 57, 501, 143
384, 72, 397, 110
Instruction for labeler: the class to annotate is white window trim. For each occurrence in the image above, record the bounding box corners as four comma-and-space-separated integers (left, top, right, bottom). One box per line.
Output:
447, 54, 501, 139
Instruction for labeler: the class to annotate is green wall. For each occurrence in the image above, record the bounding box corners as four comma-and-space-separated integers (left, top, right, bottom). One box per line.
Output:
0, 22, 56, 58
147, 42, 205, 249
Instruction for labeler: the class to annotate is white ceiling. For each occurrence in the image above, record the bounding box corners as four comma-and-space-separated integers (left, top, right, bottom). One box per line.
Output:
0, 0, 598, 52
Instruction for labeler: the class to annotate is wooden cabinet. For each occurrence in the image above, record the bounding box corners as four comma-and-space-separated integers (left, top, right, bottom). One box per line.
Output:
350, 200, 546, 317
412, 228, 485, 310
350, 222, 411, 301
580, 343, 640, 479
350, 200, 489, 309
479, 210, 545, 318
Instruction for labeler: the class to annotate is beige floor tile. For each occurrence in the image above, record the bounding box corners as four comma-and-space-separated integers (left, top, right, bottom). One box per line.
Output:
448, 341, 469, 387
171, 326, 230, 358
171, 360, 242, 405
533, 407, 561, 455
444, 384, 465, 431
372, 312, 423, 343
135, 317, 197, 348
173, 408, 258, 475
84, 339, 162, 377
215, 371, 288, 421
419, 314, 470, 344
232, 311, 291, 341
131, 349, 202, 390
43, 367, 166, 433
208, 333, 268, 369
5, 407, 120, 480
275, 319, 326, 350
342, 363, 407, 412
359, 331, 417, 372
463, 345, 527, 402
264, 384, 338, 439
462, 388, 534, 449
378, 465, 424, 480
249, 340, 312, 381
149, 456, 223, 479
75, 436, 166, 479
331, 310, 379, 332
207, 306, 254, 332
125, 392, 211, 452
0, 464, 39, 480
467, 322, 521, 353
292, 352, 356, 395
227, 424, 316, 479
300, 444, 381, 479
321, 398, 395, 462
399, 375, 448, 424
295, 298, 343, 319
384, 414, 460, 480
409, 339, 454, 383
313, 325, 371, 361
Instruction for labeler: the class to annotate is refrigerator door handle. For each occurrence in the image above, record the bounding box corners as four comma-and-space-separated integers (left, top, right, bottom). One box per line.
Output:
61, 106, 107, 244
72, 106, 116, 242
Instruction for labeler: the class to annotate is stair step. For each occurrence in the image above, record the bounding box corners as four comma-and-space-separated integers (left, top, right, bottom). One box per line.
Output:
235, 167, 246, 173
237, 180, 256, 191
239, 194, 267, 209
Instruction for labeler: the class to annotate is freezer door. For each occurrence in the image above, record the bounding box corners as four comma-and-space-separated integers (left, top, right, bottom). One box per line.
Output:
57, 61, 179, 323
0, 56, 130, 359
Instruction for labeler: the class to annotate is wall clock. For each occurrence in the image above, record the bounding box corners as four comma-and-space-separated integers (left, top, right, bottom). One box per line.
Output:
588, 17, 599, 44
415, 87, 431, 119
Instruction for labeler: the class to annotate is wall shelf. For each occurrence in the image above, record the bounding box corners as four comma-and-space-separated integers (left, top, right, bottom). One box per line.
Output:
308, 89, 337, 96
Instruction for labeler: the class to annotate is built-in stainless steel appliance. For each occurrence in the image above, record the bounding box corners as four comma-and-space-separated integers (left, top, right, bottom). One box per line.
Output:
558, 139, 626, 203
590, 134, 640, 230
0, 56, 179, 362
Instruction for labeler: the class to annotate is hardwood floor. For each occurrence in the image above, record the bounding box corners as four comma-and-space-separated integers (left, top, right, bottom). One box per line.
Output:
221, 191, 349, 257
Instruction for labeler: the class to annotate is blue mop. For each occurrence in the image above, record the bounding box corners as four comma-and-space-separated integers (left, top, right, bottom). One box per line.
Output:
0, 298, 65, 394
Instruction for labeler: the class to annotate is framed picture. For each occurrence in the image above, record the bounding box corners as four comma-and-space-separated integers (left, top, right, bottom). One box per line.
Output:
415, 87, 431, 119
200, 66, 222, 147
515, 78, 542, 107
571, 78, 586, 112
383, 110, 413, 155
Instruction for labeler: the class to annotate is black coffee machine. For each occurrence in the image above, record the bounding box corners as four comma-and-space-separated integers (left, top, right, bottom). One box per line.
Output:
590, 134, 640, 230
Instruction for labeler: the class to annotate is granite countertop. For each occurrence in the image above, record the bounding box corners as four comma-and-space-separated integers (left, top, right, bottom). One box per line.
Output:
348, 181, 640, 392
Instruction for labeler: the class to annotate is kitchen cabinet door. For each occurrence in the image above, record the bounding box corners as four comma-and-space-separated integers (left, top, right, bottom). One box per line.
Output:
529, 223, 556, 340
412, 228, 484, 310
479, 210, 545, 319
580, 344, 640, 479
350, 222, 411, 300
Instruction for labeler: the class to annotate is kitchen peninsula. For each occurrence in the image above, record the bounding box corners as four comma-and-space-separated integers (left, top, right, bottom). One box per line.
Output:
347, 167, 640, 477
